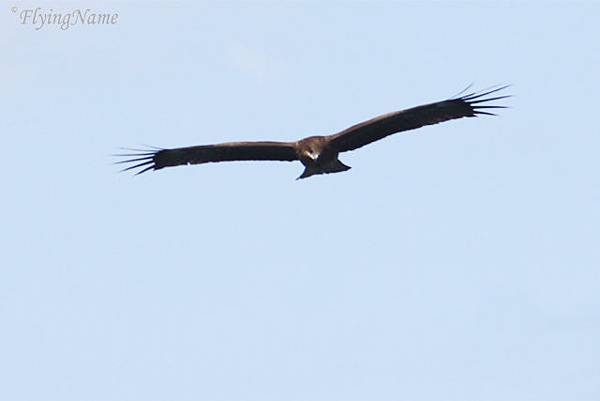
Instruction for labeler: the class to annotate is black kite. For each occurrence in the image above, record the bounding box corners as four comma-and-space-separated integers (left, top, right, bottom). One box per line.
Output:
116, 85, 509, 179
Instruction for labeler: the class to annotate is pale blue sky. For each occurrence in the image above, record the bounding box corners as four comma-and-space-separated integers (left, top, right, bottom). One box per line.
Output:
2, 2, 599, 400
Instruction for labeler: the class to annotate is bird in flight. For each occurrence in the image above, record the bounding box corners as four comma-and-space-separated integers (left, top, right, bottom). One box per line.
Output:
116, 85, 509, 180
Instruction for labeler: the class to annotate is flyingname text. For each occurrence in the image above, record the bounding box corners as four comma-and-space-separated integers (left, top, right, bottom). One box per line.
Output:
15, 7, 119, 30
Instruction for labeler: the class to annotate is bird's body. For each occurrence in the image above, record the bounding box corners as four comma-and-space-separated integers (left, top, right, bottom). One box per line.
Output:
117, 85, 509, 179
295, 136, 351, 179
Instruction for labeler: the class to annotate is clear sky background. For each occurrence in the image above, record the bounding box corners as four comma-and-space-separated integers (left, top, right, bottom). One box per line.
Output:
2, 1, 599, 400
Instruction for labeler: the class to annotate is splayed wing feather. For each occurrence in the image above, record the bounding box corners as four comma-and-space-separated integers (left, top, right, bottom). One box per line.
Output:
114, 156, 155, 164
135, 165, 155, 175
120, 160, 154, 172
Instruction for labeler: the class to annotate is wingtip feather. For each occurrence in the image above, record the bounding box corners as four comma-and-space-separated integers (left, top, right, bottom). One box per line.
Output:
457, 84, 510, 118
460, 84, 511, 101
114, 146, 159, 175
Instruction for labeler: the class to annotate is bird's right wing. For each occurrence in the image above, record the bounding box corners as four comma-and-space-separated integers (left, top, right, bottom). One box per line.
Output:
116, 141, 299, 175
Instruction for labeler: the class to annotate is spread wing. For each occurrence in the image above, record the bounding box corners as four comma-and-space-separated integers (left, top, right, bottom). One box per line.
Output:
116, 141, 298, 175
328, 85, 510, 152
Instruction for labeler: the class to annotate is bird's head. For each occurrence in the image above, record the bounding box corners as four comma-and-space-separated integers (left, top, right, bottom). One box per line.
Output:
304, 147, 319, 161
298, 135, 326, 164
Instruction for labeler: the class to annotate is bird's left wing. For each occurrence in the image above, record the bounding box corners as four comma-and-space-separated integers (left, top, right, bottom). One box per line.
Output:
328, 85, 509, 153
116, 141, 298, 175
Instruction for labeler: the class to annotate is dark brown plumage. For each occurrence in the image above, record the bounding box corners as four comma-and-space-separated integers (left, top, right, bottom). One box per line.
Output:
116, 85, 509, 179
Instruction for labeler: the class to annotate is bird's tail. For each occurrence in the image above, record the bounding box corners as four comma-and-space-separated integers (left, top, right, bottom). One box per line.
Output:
297, 160, 351, 180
